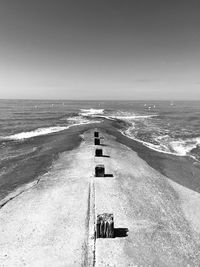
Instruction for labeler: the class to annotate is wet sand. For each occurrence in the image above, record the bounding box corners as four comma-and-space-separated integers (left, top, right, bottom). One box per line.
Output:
0, 129, 200, 266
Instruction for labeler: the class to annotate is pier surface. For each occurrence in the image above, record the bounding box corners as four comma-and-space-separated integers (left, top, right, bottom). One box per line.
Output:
0, 130, 200, 266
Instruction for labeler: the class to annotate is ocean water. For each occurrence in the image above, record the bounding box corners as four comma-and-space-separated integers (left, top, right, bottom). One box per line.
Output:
0, 99, 200, 200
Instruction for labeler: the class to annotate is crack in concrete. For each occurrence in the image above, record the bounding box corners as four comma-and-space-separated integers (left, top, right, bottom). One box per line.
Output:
86, 179, 96, 267
0, 178, 41, 210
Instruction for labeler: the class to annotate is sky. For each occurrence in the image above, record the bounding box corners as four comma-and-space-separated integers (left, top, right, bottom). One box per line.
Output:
0, 0, 200, 100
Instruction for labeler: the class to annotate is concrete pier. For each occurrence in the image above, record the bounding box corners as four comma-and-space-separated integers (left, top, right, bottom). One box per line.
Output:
0, 129, 200, 266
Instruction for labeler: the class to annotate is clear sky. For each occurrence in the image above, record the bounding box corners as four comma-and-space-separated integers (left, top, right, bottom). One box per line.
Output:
0, 0, 200, 100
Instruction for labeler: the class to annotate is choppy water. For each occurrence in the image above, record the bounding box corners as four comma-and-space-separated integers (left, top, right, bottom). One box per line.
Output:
0, 99, 200, 200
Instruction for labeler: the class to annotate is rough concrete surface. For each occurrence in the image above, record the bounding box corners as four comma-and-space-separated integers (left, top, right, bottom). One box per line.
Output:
0, 130, 200, 266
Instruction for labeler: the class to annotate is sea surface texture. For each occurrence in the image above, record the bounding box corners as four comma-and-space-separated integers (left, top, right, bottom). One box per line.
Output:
0, 100, 200, 200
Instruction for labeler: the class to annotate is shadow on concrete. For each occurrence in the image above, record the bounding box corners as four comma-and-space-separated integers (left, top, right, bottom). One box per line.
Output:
95, 155, 110, 158
114, 228, 129, 238
104, 174, 114, 177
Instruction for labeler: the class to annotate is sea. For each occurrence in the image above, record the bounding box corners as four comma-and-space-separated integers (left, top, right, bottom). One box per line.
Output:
0, 99, 200, 201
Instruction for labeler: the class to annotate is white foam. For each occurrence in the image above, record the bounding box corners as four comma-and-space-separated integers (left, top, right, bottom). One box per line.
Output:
170, 138, 200, 156
67, 116, 91, 124
121, 127, 200, 160
79, 108, 104, 116
3, 126, 69, 140
79, 109, 157, 124
67, 116, 101, 126
120, 129, 182, 156
106, 110, 199, 160
110, 114, 157, 120
2, 119, 101, 141
104, 109, 157, 121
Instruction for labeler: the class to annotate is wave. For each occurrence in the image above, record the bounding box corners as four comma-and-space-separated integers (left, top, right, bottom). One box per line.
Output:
121, 126, 200, 160
2, 126, 69, 140
67, 115, 102, 127
1, 119, 101, 141
78, 109, 158, 127
67, 116, 95, 124
170, 138, 200, 156
79, 108, 105, 116
106, 109, 158, 121
120, 128, 182, 157
112, 110, 199, 159
109, 114, 157, 121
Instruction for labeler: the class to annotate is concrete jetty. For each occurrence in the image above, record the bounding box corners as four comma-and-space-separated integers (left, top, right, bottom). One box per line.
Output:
0, 129, 200, 266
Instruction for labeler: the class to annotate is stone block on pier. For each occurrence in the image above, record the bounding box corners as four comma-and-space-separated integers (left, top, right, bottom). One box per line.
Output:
96, 213, 114, 238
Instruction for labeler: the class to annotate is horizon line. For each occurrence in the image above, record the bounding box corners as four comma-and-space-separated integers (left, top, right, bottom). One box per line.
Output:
0, 98, 200, 102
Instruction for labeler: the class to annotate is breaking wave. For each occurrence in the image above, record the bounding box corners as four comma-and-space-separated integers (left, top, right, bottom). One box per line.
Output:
109, 114, 157, 121
122, 126, 200, 159
79, 108, 105, 116
1, 118, 101, 141
2, 126, 69, 140
67, 115, 101, 125
111, 110, 200, 160
170, 138, 200, 156
79, 109, 157, 123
